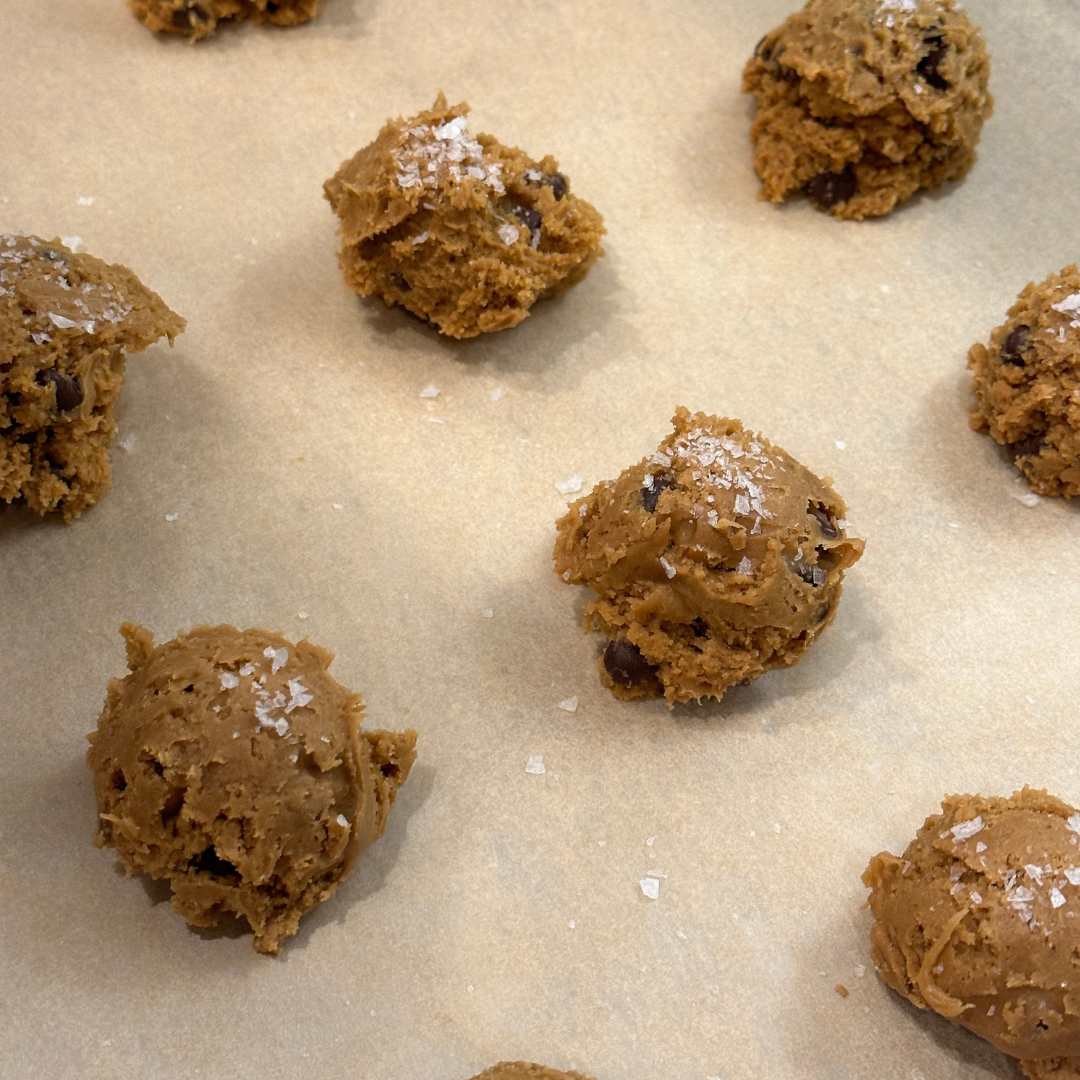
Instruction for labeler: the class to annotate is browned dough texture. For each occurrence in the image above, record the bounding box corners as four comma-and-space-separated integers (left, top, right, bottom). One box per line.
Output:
324, 94, 605, 339
468, 1065, 596, 1080
742, 0, 992, 220
128, 0, 323, 40
864, 788, 1080, 1075
0, 235, 184, 521
553, 408, 863, 706
87, 623, 417, 954
968, 266, 1080, 498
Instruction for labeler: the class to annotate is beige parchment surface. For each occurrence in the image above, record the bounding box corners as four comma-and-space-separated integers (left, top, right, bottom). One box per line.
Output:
2, 2, 1079, 1078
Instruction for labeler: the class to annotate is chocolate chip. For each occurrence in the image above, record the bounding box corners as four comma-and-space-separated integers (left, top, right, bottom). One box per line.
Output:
1001, 325, 1030, 367
754, 34, 770, 60
691, 618, 709, 638
39, 369, 83, 412
190, 846, 240, 879
390, 273, 412, 293
545, 173, 567, 201
603, 640, 658, 687
917, 45, 949, 91
513, 205, 542, 233
810, 504, 839, 539
806, 167, 857, 209
1010, 433, 1044, 460
641, 473, 675, 513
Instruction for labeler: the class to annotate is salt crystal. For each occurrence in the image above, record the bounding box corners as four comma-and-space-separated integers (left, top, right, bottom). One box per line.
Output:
164, 513, 179, 522
220, 672, 240, 690
490, 387, 505, 401
117, 434, 136, 451
650, 451, 673, 467
1051, 293, 1080, 323
264, 646, 288, 674
1052, 887, 1067, 909
524, 168, 541, 182
419, 383, 440, 398
497, 222, 520, 247
411, 232, 429, 245
569, 919, 576, 929
556, 474, 584, 495
659, 556, 676, 579
481, 608, 494, 618
336, 814, 349, 828
970, 891, 982, 904
61, 236, 83, 253
332, 502, 344, 510
734, 494, 750, 516
526, 754, 546, 775
736, 556, 753, 576
77, 195, 95, 206
835, 439, 847, 450
976, 841, 987, 852
639, 878, 660, 900
285, 678, 313, 713
774, 823, 781, 834
706, 509, 719, 528
950, 816, 984, 841
1065, 868, 1080, 886
298, 611, 309, 619
239, 663, 255, 676
646, 869, 667, 879
646, 837, 655, 846
1067, 814, 1080, 835
428, 416, 445, 424
1012, 491, 1040, 508
558, 696, 579, 713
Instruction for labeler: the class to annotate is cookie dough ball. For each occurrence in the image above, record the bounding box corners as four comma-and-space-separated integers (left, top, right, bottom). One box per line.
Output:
863, 789, 1080, 1077
87, 623, 418, 954
468, 1065, 596, 1080
128, 0, 322, 40
324, 94, 605, 339
742, 0, 992, 220
553, 408, 864, 706
0, 235, 184, 520
969, 266, 1080, 498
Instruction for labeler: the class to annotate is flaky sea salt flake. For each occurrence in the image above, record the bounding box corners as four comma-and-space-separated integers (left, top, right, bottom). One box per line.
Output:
556, 474, 584, 495
264, 646, 288, 674
419, 383, 440, 398
659, 556, 677, 579
639, 878, 660, 900
497, 222, 520, 247
526, 754, 546, 775
950, 816, 984, 842
558, 696, 579, 713
219, 672, 240, 691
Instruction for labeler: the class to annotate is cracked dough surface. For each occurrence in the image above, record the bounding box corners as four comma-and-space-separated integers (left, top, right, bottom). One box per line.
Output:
324, 94, 605, 339
87, 623, 417, 954
0, 235, 184, 520
968, 265, 1080, 498
553, 407, 863, 706
127, 0, 323, 40
863, 788, 1080, 1076
742, 0, 992, 220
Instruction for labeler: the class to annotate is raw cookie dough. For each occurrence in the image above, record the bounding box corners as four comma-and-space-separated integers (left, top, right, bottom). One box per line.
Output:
87, 623, 417, 954
324, 94, 605, 339
0, 235, 184, 521
468, 1065, 596, 1080
968, 265, 1080, 497
742, 0, 992, 220
552, 408, 864, 706
128, 0, 322, 40
863, 788, 1080, 1079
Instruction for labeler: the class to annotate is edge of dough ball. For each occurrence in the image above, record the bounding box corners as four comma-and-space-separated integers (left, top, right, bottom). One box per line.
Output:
467, 1064, 598, 1080
127, 0, 324, 40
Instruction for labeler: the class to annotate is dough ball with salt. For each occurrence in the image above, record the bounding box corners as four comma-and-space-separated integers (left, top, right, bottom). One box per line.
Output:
128, 0, 323, 41
553, 408, 863, 706
742, 0, 992, 220
969, 265, 1080, 498
324, 94, 605, 339
864, 788, 1080, 1078
468, 1065, 597, 1080
87, 623, 417, 954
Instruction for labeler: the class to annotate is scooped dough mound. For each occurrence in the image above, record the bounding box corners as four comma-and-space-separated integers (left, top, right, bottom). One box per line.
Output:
553, 408, 864, 706
0, 235, 184, 520
128, 0, 323, 40
863, 788, 1080, 1073
742, 0, 992, 220
968, 265, 1080, 498
324, 94, 605, 339
468, 1065, 596, 1080
87, 623, 418, 954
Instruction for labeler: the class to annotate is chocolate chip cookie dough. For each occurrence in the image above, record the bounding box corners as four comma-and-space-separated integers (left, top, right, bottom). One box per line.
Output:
324, 94, 605, 339
0, 235, 184, 521
87, 623, 417, 954
468, 1066, 596, 1080
969, 266, 1080, 498
128, 0, 322, 40
864, 789, 1080, 1079
742, 0, 992, 220
553, 408, 864, 706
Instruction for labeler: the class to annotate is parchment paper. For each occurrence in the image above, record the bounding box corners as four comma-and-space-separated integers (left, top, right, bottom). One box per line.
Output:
2, 2, 1079, 1078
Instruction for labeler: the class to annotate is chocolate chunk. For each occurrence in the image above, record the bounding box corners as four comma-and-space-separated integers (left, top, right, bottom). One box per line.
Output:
917, 45, 949, 91
545, 173, 568, 201
190, 846, 240, 879
513, 205, 542, 233
641, 473, 675, 513
39, 369, 83, 412
603, 640, 658, 687
390, 273, 412, 293
806, 167, 857, 209
810, 504, 839, 539
691, 618, 709, 638
1001, 325, 1030, 367
1010, 433, 1044, 460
